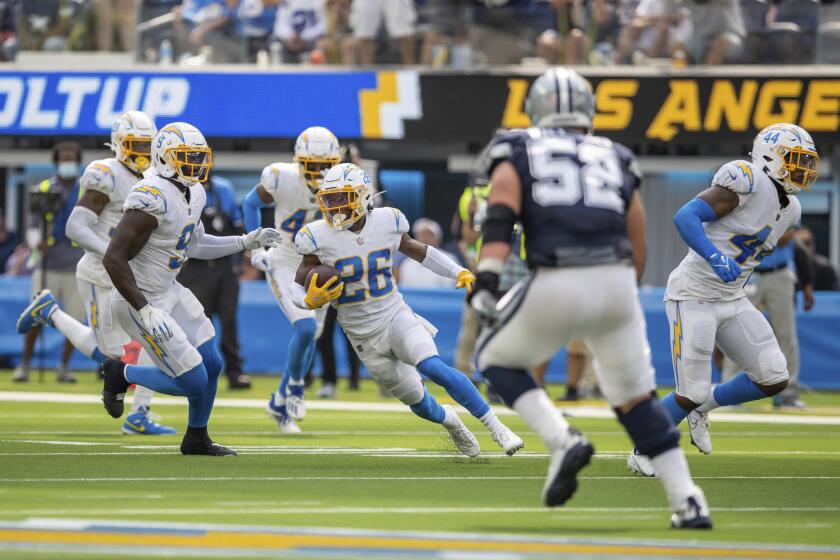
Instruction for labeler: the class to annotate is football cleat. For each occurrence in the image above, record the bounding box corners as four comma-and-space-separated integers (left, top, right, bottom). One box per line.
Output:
627, 449, 656, 477
12, 364, 29, 383
543, 428, 594, 507
442, 405, 480, 458
491, 426, 525, 456
266, 391, 302, 434
286, 381, 306, 420
122, 406, 177, 435
16, 290, 56, 334
180, 429, 236, 457
101, 359, 130, 418
671, 485, 713, 529
687, 410, 712, 454
317, 382, 337, 399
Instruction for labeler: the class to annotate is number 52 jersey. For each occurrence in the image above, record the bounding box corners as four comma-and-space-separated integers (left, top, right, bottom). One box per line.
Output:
294, 207, 409, 339
665, 159, 801, 302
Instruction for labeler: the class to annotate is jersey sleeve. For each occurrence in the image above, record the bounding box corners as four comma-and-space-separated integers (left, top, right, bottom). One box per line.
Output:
124, 184, 168, 224
259, 165, 281, 200
389, 208, 410, 236
613, 142, 642, 192
81, 161, 117, 197
483, 130, 528, 178
712, 160, 756, 197
294, 224, 320, 256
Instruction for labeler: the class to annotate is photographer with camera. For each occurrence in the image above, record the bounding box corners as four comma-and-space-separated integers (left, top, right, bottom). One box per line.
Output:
14, 142, 85, 383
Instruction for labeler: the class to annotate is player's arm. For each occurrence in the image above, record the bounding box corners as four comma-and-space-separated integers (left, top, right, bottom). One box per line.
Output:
626, 190, 646, 282
290, 254, 343, 310
242, 178, 275, 233
673, 184, 742, 283
185, 220, 281, 260
398, 234, 475, 292
474, 161, 523, 298
103, 209, 156, 310
66, 190, 111, 256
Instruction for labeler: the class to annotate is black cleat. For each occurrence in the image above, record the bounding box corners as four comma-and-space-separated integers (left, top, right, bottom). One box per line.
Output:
101, 359, 130, 419
180, 427, 237, 457
227, 374, 252, 390
542, 430, 595, 507
671, 487, 713, 530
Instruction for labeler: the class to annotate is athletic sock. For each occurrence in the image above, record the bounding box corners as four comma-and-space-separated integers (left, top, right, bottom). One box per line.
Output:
650, 447, 696, 511
131, 385, 154, 413
49, 308, 98, 359
417, 356, 491, 419
697, 373, 767, 412
478, 410, 504, 433
408, 387, 446, 424
512, 388, 569, 451
125, 365, 187, 396
661, 392, 690, 425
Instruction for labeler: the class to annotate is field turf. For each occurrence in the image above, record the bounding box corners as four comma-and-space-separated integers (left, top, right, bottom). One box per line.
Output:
1, 372, 839, 558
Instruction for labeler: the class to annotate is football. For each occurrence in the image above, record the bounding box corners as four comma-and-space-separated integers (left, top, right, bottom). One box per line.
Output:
306, 264, 341, 289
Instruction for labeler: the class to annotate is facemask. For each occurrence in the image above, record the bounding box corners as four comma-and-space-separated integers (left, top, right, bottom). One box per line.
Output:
57, 162, 78, 179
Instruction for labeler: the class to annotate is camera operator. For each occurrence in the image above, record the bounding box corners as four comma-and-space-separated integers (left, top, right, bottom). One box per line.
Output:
14, 142, 85, 383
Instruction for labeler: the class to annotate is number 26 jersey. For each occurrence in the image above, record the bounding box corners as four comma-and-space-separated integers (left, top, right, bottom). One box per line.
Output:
295, 207, 409, 339
665, 159, 801, 302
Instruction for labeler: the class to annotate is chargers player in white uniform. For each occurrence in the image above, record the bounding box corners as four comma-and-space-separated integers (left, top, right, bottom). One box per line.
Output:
17, 111, 176, 436
289, 163, 524, 457
628, 123, 818, 477
243, 126, 340, 433
97, 122, 281, 455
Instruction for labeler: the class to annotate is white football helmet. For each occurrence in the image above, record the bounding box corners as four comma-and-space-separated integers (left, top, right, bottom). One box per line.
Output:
111, 111, 157, 174
294, 126, 341, 192
751, 123, 819, 195
152, 122, 212, 186
317, 163, 373, 230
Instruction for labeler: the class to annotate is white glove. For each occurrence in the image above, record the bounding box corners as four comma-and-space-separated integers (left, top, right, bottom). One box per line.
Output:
470, 290, 499, 327
250, 248, 271, 272
138, 304, 174, 343
242, 227, 282, 250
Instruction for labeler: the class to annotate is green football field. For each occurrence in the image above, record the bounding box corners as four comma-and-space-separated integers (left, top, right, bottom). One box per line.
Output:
1, 372, 839, 559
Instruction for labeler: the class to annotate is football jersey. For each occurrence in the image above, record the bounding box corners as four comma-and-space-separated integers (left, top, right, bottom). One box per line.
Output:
665, 159, 801, 302
75, 158, 142, 287
486, 127, 641, 268
260, 162, 320, 263
295, 207, 409, 339
120, 172, 206, 296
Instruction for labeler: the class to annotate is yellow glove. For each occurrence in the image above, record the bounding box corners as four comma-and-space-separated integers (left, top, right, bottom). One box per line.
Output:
304, 273, 344, 309
455, 269, 476, 293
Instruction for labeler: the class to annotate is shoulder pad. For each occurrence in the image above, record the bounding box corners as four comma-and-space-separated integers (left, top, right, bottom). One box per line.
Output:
81, 161, 117, 196
259, 164, 283, 194
484, 130, 529, 177
124, 184, 168, 220
713, 160, 756, 195
294, 223, 320, 255
386, 207, 409, 235
612, 141, 643, 184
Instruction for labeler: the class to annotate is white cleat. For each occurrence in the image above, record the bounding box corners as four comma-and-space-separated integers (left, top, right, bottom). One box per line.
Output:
671, 485, 713, 529
627, 449, 656, 477
542, 428, 594, 507
687, 410, 712, 454
265, 392, 302, 435
442, 405, 480, 458
286, 383, 306, 421
492, 426, 524, 456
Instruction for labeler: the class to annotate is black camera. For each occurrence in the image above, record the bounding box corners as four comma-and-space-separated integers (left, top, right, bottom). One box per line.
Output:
28, 188, 63, 216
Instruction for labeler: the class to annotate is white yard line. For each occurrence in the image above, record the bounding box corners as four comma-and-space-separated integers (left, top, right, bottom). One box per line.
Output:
2, 390, 840, 425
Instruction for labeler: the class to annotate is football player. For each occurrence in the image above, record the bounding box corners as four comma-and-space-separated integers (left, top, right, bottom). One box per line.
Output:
97, 122, 281, 455
628, 123, 816, 476
470, 68, 711, 528
17, 111, 176, 435
290, 163, 524, 458
243, 126, 340, 433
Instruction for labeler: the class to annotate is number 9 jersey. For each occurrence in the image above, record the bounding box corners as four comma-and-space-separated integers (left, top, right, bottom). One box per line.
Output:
294, 207, 409, 339
486, 127, 641, 269
665, 159, 801, 302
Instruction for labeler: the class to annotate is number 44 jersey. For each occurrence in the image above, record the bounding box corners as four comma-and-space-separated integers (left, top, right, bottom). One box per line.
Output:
665, 159, 801, 302
260, 161, 320, 264
295, 207, 409, 339
486, 127, 641, 269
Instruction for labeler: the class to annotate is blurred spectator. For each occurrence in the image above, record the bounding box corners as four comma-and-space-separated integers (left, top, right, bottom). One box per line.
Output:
350, 0, 417, 64
0, 0, 17, 60
94, 0, 135, 51
398, 218, 456, 288
536, 0, 587, 65
324, 0, 355, 63
17, 0, 73, 51
15, 142, 85, 384
0, 213, 20, 272
172, 0, 239, 62
416, 0, 470, 66
616, 0, 691, 64
236, 0, 278, 61
796, 226, 839, 291
273, 0, 331, 62
5, 244, 34, 276
675, 0, 745, 64
178, 173, 251, 390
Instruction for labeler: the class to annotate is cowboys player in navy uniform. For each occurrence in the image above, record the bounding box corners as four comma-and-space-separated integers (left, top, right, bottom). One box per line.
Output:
470, 68, 712, 529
